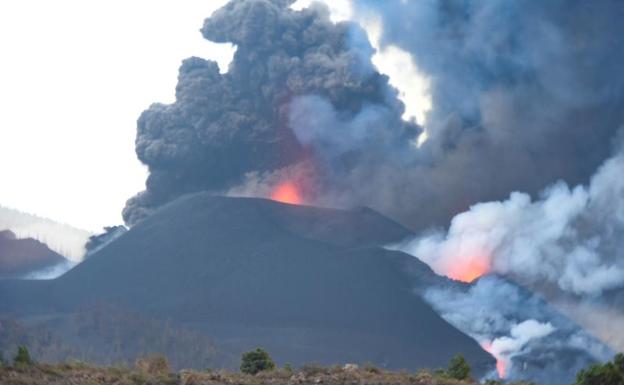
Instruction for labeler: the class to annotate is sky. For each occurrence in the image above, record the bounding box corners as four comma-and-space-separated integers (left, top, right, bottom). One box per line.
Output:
0, 0, 232, 232
0, 0, 429, 232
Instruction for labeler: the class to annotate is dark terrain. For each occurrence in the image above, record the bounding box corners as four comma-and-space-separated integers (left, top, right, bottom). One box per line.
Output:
0, 194, 493, 372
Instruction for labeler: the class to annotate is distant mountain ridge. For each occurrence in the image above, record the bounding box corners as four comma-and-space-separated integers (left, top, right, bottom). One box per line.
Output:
0, 230, 70, 279
0, 205, 90, 261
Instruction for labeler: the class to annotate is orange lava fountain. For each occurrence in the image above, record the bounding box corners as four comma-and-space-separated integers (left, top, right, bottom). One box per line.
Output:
270, 181, 303, 205
481, 342, 507, 379
446, 256, 490, 283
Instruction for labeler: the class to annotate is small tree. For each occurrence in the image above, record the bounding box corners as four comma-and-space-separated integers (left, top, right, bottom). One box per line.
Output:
240, 348, 275, 375
13, 346, 33, 366
447, 354, 471, 380
575, 353, 624, 385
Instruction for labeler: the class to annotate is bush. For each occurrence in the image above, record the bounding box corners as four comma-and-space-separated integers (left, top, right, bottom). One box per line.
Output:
575, 353, 624, 385
447, 354, 470, 380
13, 346, 33, 366
240, 348, 275, 375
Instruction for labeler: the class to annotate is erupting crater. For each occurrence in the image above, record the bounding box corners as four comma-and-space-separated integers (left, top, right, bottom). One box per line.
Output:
270, 181, 303, 205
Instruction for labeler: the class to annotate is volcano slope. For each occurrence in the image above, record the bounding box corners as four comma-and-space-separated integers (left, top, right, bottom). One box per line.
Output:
0, 193, 493, 372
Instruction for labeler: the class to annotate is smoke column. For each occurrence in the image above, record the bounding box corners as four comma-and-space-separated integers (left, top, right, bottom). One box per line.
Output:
123, 0, 419, 225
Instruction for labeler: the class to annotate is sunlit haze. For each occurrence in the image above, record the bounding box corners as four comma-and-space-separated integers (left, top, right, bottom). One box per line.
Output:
0, 0, 232, 231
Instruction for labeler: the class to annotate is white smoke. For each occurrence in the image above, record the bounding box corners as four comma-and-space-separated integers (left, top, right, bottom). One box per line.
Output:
423, 276, 612, 383
24, 260, 77, 280
398, 149, 624, 296
0, 206, 91, 261
486, 320, 555, 377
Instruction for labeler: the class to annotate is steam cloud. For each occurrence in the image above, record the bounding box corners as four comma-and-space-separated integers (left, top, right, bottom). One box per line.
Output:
398, 145, 624, 297
0, 206, 91, 261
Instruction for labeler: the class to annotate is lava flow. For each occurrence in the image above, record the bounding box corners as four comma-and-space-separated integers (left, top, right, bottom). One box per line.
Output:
270, 181, 303, 205
481, 342, 507, 379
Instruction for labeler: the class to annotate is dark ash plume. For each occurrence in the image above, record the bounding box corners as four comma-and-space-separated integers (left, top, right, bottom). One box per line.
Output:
123, 0, 417, 225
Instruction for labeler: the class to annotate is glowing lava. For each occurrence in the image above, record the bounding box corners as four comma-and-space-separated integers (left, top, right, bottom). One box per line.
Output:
481, 342, 507, 379
270, 181, 303, 205
446, 256, 490, 283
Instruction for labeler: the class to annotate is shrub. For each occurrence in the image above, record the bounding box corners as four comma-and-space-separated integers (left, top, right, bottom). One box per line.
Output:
13, 346, 33, 366
447, 354, 470, 380
283, 363, 293, 373
240, 348, 275, 375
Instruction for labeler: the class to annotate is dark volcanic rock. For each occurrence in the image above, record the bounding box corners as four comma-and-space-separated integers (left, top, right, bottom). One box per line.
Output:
0, 194, 494, 372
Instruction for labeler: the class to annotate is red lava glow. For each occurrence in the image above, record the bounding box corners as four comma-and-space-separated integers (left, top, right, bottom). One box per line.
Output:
481, 342, 507, 379
270, 181, 303, 205
447, 256, 491, 283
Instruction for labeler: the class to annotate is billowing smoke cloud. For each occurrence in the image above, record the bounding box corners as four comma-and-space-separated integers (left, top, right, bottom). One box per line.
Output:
0, 206, 91, 261
424, 276, 612, 384
124, 0, 624, 237
398, 145, 624, 296
123, 0, 419, 225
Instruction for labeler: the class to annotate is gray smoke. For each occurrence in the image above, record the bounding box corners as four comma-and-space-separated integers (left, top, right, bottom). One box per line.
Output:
351, 0, 624, 228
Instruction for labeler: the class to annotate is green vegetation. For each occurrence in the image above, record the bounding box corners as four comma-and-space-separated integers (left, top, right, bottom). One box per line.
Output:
575, 353, 624, 385
240, 348, 275, 375
13, 345, 33, 366
446, 354, 471, 380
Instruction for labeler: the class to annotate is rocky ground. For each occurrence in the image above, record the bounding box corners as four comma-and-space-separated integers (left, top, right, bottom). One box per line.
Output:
0, 360, 532, 385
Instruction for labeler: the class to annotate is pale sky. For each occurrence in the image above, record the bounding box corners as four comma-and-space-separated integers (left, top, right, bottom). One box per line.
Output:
0, 0, 429, 233
0, 0, 232, 232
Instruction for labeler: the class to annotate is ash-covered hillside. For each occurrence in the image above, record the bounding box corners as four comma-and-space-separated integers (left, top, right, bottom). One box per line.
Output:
0, 194, 493, 373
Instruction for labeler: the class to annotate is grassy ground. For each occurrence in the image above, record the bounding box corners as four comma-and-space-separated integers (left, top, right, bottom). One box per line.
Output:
0, 360, 533, 385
